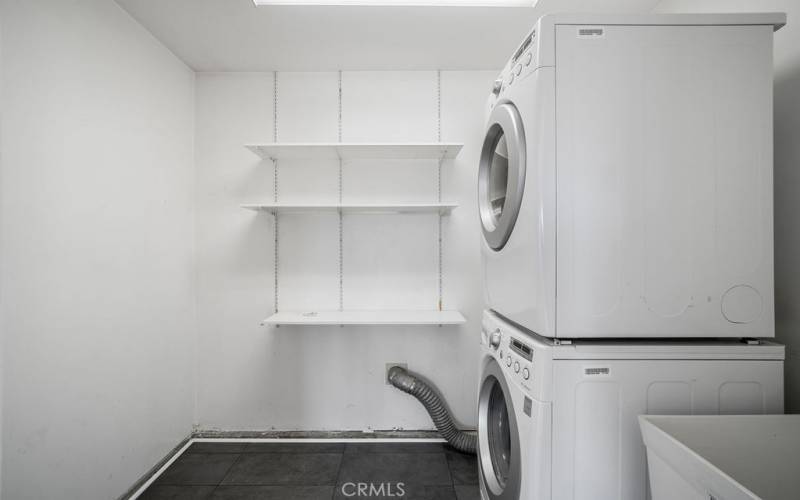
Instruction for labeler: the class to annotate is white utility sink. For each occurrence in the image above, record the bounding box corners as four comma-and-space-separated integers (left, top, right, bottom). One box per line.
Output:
639, 415, 800, 500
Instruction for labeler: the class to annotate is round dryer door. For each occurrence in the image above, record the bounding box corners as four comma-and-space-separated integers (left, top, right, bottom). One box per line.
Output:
478, 359, 521, 500
479, 102, 526, 251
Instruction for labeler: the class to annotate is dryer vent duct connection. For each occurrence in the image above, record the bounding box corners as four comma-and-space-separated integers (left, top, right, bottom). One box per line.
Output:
387, 366, 476, 455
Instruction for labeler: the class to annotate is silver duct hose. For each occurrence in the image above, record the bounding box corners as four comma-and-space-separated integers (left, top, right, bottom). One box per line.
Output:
387, 366, 477, 454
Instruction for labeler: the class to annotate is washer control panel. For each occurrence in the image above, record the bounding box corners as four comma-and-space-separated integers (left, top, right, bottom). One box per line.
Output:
481, 315, 536, 390
482, 310, 555, 401
485, 328, 534, 391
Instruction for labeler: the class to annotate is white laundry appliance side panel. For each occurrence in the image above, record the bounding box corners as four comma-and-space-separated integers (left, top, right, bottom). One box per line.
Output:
554, 24, 775, 338
550, 358, 784, 500
483, 67, 557, 337
518, 397, 552, 500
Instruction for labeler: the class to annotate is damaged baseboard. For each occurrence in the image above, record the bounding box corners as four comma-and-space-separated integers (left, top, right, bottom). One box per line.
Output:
117, 434, 193, 500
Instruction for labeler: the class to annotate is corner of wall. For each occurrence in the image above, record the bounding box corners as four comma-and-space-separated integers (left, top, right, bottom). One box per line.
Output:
0, 8, 6, 497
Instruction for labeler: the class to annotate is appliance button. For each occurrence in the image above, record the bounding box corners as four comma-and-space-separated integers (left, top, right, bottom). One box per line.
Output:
522, 368, 530, 380
506, 356, 512, 367
508, 73, 515, 84
525, 52, 533, 66
515, 64, 522, 76
499, 350, 503, 359
514, 361, 520, 373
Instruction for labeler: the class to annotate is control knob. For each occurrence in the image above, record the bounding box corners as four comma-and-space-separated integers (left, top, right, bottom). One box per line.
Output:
491, 79, 503, 95
489, 329, 502, 349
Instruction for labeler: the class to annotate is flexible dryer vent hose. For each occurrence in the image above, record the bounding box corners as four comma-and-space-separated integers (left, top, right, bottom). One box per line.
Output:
387, 366, 477, 455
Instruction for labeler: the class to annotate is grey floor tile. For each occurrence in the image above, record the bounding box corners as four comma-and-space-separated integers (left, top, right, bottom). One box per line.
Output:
445, 451, 479, 485
211, 485, 334, 500
245, 442, 345, 454
344, 442, 447, 455
156, 453, 240, 485
221, 453, 342, 485
138, 485, 216, 499
187, 442, 249, 454
454, 484, 481, 500
333, 484, 456, 499
337, 453, 452, 486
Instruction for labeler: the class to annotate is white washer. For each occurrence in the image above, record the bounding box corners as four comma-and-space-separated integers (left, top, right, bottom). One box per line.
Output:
477, 310, 784, 500
479, 13, 785, 339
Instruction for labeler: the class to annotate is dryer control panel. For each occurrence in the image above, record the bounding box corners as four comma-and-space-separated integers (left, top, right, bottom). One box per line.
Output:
487, 27, 541, 113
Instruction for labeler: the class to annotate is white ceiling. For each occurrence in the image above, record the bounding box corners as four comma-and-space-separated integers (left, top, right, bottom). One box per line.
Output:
116, 0, 662, 71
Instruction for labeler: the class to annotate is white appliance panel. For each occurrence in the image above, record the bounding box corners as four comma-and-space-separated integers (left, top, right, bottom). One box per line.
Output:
481, 15, 782, 339
554, 23, 775, 338
550, 359, 783, 500
478, 310, 785, 500
482, 66, 557, 338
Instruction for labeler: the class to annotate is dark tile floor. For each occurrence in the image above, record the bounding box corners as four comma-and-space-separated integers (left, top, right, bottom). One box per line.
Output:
139, 441, 480, 500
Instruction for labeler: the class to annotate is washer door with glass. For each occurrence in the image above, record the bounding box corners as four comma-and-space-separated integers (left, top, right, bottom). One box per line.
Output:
478, 359, 521, 500
479, 102, 526, 251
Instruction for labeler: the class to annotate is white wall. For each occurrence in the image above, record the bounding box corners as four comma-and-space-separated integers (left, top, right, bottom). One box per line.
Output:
0, 1, 196, 498
0, 14, 4, 494
194, 70, 493, 431
653, 0, 800, 412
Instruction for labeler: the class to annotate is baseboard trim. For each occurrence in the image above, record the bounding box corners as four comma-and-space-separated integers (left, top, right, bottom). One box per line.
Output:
191, 429, 446, 439
119, 436, 193, 500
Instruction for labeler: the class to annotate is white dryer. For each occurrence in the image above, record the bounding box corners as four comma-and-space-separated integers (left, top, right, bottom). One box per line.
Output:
479, 13, 785, 338
477, 310, 784, 500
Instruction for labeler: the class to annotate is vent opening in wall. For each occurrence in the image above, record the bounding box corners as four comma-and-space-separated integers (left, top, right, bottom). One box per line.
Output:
577, 27, 604, 38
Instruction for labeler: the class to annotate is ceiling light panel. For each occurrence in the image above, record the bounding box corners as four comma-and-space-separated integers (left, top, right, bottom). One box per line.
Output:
253, 0, 534, 6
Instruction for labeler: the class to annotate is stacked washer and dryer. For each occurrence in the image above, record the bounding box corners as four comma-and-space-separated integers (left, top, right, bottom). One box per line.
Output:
477, 13, 787, 500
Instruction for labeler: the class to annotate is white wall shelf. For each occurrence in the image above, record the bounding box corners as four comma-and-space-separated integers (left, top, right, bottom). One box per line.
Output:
263, 310, 467, 326
245, 142, 463, 161
250, 72, 465, 327
241, 202, 457, 214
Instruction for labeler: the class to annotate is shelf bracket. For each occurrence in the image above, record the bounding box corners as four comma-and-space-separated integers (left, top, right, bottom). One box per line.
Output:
273, 71, 280, 318
437, 69, 443, 313
338, 70, 344, 314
